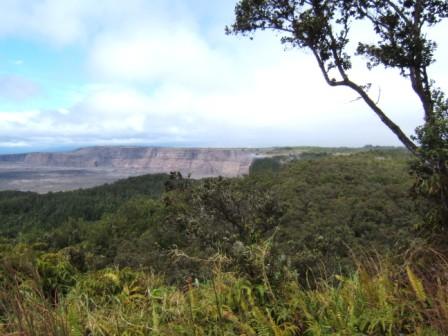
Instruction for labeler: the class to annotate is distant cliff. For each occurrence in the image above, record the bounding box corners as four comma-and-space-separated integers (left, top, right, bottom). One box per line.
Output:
0, 147, 257, 178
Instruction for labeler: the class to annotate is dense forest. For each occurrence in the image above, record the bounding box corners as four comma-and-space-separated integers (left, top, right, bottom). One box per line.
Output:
2, 149, 447, 335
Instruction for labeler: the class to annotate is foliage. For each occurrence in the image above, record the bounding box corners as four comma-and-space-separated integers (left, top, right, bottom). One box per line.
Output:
0, 173, 169, 240
250, 157, 283, 175
0, 150, 422, 281
36, 252, 77, 300
412, 89, 448, 229
0, 149, 443, 334
227, 0, 448, 229
1, 246, 448, 335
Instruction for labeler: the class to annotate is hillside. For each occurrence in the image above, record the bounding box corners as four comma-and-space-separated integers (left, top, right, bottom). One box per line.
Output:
5, 149, 448, 335
0, 145, 406, 193
0, 149, 420, 275
0, 146, 255, 173
4, 149, 445, 335
0, 146, 257, 192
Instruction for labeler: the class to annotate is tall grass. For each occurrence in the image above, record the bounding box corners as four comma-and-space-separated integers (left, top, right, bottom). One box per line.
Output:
1, 248, 447, 335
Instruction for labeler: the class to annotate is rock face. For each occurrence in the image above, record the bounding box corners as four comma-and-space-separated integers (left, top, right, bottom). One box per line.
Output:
0, 146, 256, 178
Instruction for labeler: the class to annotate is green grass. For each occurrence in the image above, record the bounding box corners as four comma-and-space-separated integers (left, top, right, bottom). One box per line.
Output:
1, 245, 447, 335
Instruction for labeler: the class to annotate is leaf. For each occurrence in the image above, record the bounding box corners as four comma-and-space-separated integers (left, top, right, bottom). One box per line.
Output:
406, 266, 427, 302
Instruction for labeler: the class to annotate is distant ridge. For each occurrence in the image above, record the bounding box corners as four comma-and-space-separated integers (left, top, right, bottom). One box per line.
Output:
0, 146, 257, 178
0, 145, 406, 193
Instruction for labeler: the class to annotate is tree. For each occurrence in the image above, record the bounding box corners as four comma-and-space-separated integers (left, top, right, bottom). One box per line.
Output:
227, 0, 448, 225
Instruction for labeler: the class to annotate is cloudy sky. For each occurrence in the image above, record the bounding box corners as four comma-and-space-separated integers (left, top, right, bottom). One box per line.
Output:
0, 0, 446, 153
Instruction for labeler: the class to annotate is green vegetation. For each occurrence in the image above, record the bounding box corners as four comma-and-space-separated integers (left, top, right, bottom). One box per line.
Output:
0, 173, 168, 239
228, 0, 448, 230
2, 149, 446, 334
2, 253, 447, 335
0, 150, 420, 278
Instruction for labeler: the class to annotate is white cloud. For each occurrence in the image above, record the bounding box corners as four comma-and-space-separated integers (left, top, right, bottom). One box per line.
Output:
0, 0, 88, 45
0, 63, 424, 148
0, 1, 446, 149
0, 0, 198, 45
0, 140, 30, 148
0, 110, 40, 125
89, 25, 232, 88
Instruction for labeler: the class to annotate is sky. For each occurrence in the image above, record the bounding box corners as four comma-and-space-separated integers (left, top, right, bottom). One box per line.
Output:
0, 0, 447, 153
